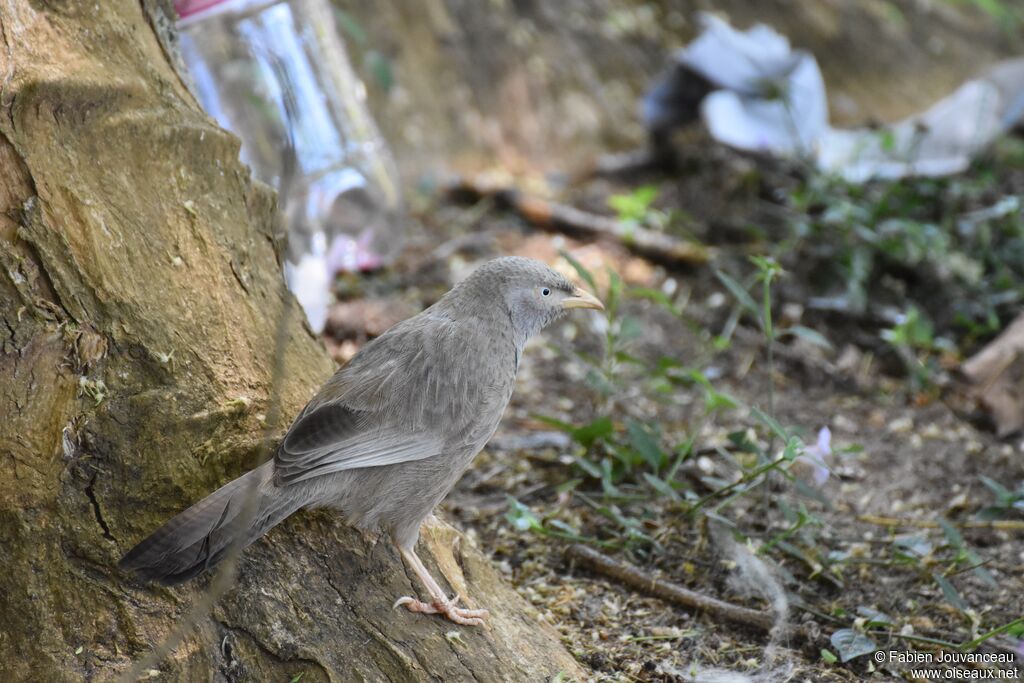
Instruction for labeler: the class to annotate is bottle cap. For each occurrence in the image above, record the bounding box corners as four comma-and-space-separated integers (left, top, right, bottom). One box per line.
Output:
175, 0, 267, 23
174, 0, 225, 19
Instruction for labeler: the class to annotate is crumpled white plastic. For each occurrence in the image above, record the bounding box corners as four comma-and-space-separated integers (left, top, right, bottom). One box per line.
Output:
678, 14, 828, 158
651, 13, 1024, 182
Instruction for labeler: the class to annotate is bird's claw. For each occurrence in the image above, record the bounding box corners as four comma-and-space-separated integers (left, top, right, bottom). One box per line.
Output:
393, 593, 489, 626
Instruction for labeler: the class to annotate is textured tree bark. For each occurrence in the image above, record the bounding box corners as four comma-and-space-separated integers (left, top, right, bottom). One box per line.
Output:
0, 2, 582, 680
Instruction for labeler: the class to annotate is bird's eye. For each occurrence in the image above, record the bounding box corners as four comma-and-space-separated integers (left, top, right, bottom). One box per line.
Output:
541, 287, 551, 297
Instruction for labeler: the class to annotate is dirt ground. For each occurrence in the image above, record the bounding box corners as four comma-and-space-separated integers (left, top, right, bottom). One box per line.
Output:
322, 142, 1024, 682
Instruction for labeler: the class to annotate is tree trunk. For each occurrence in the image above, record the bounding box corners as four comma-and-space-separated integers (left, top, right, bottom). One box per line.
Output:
0, 2, 582, 680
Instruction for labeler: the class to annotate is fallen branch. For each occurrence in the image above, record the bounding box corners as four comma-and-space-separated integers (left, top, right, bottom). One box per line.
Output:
565, 543, 775, 633
566, 544, 1023, 659
445, 178, 714, 267
960, 311, 1024, 436
858, 514, 1024, 532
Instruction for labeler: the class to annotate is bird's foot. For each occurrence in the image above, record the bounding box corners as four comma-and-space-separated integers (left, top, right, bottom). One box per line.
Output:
393, 594, 489, 627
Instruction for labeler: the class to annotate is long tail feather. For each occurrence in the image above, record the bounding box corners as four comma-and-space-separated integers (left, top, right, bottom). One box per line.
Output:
119, 462, 303, 585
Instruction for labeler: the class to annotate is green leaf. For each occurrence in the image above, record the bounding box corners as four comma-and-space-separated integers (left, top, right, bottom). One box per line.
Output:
856, 606, 892, 628
618, 316, 644, 342
686, 368, 712, 388
559, 249, 597, 292
727, 430, 759, 453
607, 443, 641, 469
879, 128, 896, 152
642, 472, 681, 501
571, 416, 614, 449
608, 185, 658, 223
976, 506, 1007, 521
598, 503, 652, 541
782, 436, 802, 461
932, 572, 969, 612
829, 628, 877, 662
554, 479, 580, 496
979, 475, 1012, 501
701, 510, 738, 529
959, 617, 1024, 651
629, 287, 676, 312
792, 477, 831, 507
783, 325, 834, 350
750, 407, 788, 441
600, 458, 622, 496
626, 419, 664, 470
881, 306, 935, 351
773, 540, 821, 573
749, 254, 783, 282
331, 8, 368, 44
533, 414, 575, 432
606, 268, 623, 317
938, 518, 965, 548
574, 456, 602, 479
820, 649, 838, 664
705, 388, 739, 413
505, 498, 545, 533
584, 368, 615, 397
548, 519, 582, 538
893, 533, 932, 559
714, 270, 759, 316
365, 51, 394, 92
613, 350, 646, 366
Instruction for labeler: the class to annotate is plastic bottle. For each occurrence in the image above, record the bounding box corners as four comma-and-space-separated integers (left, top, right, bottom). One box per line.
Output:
176, 0, 403, 331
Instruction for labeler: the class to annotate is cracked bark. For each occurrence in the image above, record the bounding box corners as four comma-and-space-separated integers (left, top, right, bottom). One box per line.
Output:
0, 2, 582, 681
84, 474, 116, 542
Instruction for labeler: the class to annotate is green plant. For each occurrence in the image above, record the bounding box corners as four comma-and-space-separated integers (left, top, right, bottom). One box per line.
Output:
608, 185, 659, 224
606, 185, 695, 236
498, 232, 1016, 661
943, 0, 1024, 30
781, 167, 1024, 376
519, 251, 830, 551
977, 476, 1024, 520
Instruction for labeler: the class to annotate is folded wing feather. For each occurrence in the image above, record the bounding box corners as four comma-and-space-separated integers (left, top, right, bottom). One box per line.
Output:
274, 401, 444, 485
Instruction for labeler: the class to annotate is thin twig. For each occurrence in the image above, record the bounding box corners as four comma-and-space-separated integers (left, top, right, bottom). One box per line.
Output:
444, 177, 715, 267
857, 514, 1024, 532
565, 543, 776, 633
567, 544, 1023, 659
688, 456, 788, 515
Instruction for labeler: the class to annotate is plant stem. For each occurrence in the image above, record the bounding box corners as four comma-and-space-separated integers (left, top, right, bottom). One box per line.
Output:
958, 617, 1024, 651
688, 456, 788, 516
763, 274, 776, 421
667, 410, 707, 483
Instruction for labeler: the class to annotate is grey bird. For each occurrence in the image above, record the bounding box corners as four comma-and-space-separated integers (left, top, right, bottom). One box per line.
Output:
119, 256, 603, 626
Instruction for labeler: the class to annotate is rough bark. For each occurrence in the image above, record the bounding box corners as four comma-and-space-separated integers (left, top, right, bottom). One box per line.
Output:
0, 2, 582, 680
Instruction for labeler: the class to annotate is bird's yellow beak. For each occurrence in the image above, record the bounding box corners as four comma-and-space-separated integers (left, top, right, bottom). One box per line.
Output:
562, 286, 605, 311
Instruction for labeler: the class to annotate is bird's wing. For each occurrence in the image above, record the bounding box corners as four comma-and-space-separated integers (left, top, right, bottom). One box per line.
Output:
274, 401, 444, 485
273, 315, 465, 486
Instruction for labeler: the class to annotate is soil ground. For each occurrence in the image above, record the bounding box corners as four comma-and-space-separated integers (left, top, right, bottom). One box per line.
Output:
324, 141, 1024, 682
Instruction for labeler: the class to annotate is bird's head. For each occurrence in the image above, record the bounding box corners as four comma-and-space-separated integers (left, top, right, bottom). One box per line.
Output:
448, 256, 604, 341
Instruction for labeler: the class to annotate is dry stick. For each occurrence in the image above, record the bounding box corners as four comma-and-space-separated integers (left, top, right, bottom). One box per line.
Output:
858, 514, 1024, 532
444, 179, 715, 267
566, 543, 776, 633
566, 544, 1024, 659
118, 289, 295, 683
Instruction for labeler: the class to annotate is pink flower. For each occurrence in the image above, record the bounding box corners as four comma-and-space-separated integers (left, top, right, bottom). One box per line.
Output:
795, 426, 832, 486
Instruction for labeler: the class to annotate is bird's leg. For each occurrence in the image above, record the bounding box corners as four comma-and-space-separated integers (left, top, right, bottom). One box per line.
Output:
393, 547, 489, 627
